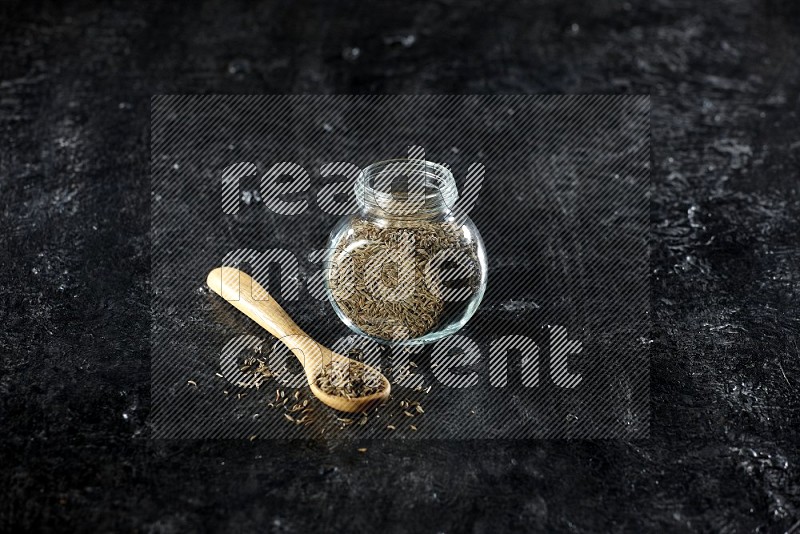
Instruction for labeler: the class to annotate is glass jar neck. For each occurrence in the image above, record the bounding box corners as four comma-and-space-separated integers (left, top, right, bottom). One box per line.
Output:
355, 159, 459, 221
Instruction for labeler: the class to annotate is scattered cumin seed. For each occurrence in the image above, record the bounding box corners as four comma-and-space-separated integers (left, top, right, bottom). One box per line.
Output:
409, 424, 417, 431
187, 380, 197, 387
357, 448, 368, 453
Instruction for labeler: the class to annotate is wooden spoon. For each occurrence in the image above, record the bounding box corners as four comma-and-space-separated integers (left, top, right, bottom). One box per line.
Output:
206, 267, 391, 413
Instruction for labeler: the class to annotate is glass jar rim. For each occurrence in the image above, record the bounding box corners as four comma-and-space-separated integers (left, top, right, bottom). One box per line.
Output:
355, 159, 459, 217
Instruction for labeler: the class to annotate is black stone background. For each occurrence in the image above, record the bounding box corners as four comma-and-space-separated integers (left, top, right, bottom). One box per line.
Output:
1, 0, 798, 532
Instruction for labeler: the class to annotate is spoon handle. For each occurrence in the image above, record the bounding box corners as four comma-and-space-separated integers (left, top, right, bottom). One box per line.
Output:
206, 267, 327, 372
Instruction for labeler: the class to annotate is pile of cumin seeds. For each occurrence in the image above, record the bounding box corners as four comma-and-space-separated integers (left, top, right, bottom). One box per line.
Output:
270, 389, 315, 426
235, 354, 272, 389
328, 218, 480, 340
314, 359, 383, 399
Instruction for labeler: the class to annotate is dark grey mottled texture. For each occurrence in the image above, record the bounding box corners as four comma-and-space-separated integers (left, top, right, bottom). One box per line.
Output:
0, 0, 798, 532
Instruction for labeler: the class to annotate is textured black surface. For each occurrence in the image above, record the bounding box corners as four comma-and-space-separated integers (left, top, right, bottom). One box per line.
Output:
1, 0, 799, 532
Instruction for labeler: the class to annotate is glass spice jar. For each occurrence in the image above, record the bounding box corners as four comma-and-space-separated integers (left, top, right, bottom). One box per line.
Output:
324, 159, 488, 344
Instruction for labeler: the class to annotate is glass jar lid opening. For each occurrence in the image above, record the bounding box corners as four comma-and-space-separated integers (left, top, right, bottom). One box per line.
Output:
355, 159, 459, 218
